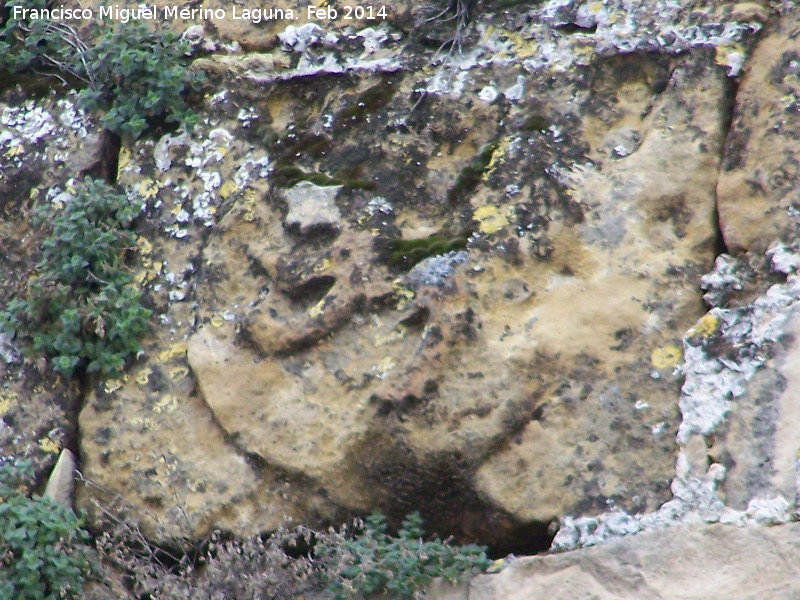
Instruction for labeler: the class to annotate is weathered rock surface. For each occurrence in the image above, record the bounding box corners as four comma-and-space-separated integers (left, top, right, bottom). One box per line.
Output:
717, 5, 800, 252
433, 522, 800, 600
549, 243, 800, 552
1, 0, 792, 560
76, 45, 731, 545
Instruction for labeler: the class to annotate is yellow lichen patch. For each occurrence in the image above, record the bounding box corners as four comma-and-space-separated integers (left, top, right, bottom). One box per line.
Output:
133, 263, 163, 286
572, 45, 596, 64
473, 205, 509, 235
136, 236, 153, 255
170, 367, 189, 381
513, 39, 538, 60
308, 297, 327, 319
392, 279, 415, 311
117, 147, 132, 175
0, 393, 18, 416
219, 180, 239, 200
136, 368, 151, 386
153, 395, 177, 414
138, 178, 160, 199
688, 313, 720, 338
241, 188, 257, 222
651, 345, 683, 369
158, 341, 188, 362
484, 137, 509, 179
210, 313, 225, 328
313, 259, 331, 273
104, 377, 127, 393
39, 437, 60, 454
7, 144, 24, 157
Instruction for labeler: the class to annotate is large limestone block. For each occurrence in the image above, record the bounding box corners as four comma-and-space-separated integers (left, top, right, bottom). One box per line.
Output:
474, 52, 729, 522
78, 45, 727, 544
458, 523, 800, 600
717, 6, 800, 252
77, 327, 327, 541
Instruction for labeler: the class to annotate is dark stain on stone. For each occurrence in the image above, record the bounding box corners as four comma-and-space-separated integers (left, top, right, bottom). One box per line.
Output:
333, 75, 400, 131
399, 305, 430, 329
609, 328, 634, 351
359, 440, 555, 558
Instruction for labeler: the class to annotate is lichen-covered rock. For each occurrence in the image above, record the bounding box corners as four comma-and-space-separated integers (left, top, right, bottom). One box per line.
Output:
0, 90, 100, 488
551, 244, 800, 552
717, 5, 800, 252
474, 50, 729, 523
1, 0, 784, 555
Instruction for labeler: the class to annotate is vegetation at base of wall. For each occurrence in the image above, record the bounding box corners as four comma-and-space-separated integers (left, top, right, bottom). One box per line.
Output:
0, 0, 204, 138
0, 458, 491, 600
0, 178, 151, 377
317, 512, 493, 600
92, 503, 492, 600
0, 459, 98, 600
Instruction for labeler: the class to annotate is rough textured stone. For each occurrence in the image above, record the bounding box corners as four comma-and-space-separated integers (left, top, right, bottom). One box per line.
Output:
550, 244, 800, 552
717, 6, 800, 252
697, 244, 800, 512
445, 522, 800, 600
84, 41, 730, 547
0, 0, 786, 556
77, 314, 336, 539
283, 182, 343, 233
44, 449, 76, 508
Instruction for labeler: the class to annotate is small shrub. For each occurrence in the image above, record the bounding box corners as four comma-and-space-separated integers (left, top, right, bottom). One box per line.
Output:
0, 2, 204, 138
0, 458, 97, 600
316, 512, 492, 600
0, 178, 151, 376
76, 21, 203, 138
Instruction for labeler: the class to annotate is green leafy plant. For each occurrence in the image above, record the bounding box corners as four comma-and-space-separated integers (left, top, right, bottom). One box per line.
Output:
316, 512, 492, 600
0, 1, 204, 138
77, 21, 203, 138
0, 178, 151, 376
0, 458, 97, 600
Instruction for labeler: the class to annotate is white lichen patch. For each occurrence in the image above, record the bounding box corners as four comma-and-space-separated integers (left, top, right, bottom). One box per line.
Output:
145, 126, 258, 236
422, 0, 766, 98
56, 96, 91, 138
237, 107, 258, 128
234, 155, 270, 189
680, 245, 800, 443
1, 102, 56, 145
255, 22, 400, 83
406, 251, 469, 289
